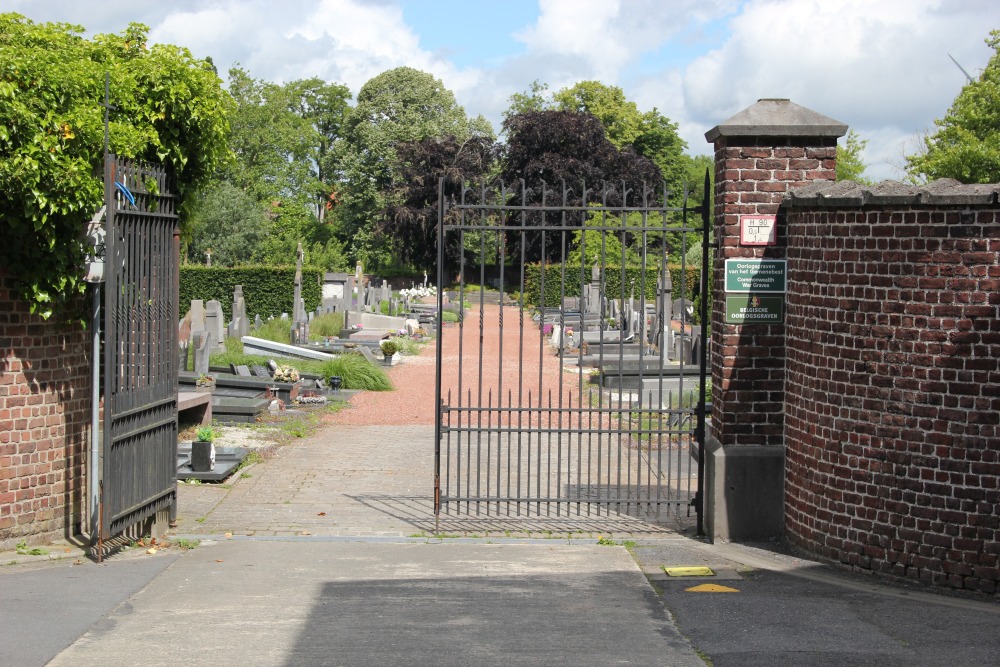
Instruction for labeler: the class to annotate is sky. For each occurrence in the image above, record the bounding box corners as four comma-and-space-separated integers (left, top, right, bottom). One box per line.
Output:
5, 0, 999, 181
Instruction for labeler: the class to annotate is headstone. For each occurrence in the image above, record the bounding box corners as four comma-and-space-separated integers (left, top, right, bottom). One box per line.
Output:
192, 330, 211, 376
405, 318, 421, 335
358, 345, 378, 365
254, 314, 263, 330
381, 280, 391, 303
205, 300, 225, 350
672, 298, 694, 323
231, 285, 249, 338
190, 300, 206, 333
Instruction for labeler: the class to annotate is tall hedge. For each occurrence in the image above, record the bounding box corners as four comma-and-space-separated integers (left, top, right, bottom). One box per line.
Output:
523, 263, 703, 310
179, 266, 322, 320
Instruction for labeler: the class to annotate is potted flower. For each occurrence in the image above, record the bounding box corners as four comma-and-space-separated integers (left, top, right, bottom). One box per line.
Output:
191, 426, 216, 472
379, 339, 399, 359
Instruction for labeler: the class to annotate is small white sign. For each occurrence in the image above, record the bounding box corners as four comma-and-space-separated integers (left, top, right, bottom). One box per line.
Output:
740, 214, 777, 246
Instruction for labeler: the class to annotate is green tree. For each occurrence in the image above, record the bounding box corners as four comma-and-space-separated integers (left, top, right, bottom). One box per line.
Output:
224, 67, 317, 202
906, 30, 1000, 183
283, 77, 352, 223
0, 14, 232, 317
504, 80, 553, 121
189, 69, 351, 270
837, 130, 872, 184
553, 81, 687, 198
186, 182, 269, 267
384, 134, 498, 270
337, 67, 491, 268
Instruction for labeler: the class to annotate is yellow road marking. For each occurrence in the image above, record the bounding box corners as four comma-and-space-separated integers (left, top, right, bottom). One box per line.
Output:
685, 583, 740, 593
664, 566, 716, 577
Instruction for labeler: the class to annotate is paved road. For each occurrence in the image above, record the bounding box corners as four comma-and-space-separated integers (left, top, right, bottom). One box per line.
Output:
2, 307, 997, 665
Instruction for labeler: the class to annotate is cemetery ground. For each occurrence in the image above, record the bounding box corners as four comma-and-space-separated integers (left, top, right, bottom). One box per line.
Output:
2, 302, 999, 666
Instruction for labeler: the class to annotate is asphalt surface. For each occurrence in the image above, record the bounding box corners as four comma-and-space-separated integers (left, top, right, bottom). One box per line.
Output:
2, 534, 998, 667
1, 415, 997, 665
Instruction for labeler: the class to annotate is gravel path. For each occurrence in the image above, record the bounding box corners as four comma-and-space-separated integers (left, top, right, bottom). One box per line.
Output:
323, 304, 579, 426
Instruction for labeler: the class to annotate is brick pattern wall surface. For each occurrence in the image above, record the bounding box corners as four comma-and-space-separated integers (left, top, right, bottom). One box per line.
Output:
0, 271, 91, 548
783, 207, 1000, 595
710, 138, 837, 446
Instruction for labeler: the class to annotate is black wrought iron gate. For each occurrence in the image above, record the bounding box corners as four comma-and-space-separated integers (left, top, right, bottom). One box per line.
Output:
101, 155, 179, 540
434, 174, 711, 529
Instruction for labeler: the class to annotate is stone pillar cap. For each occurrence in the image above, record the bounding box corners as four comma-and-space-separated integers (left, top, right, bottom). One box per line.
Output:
705, 98, 848, 142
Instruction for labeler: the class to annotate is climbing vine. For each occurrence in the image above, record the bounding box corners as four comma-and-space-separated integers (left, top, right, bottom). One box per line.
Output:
0, 14, 233, 318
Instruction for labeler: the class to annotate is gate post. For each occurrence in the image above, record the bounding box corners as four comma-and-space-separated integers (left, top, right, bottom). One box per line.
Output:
703, 99, 846, 541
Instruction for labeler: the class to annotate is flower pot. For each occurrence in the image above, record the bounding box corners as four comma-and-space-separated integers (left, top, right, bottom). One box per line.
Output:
191, 440, 215, 472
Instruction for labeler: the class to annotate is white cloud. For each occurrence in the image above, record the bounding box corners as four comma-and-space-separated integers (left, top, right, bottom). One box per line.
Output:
677, 0, 999, 178
10, 0, 997, 180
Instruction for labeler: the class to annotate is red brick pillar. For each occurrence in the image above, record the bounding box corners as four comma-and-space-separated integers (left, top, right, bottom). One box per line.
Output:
703, 99, 845, 540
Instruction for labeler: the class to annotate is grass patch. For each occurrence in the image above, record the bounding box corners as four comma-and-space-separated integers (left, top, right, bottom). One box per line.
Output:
15, 540, 47, 556
236, 450, 265, 470
253, 317, 292, 344
176, 539, 200, 550
318, 353, 393, 391
308, 311, 344, 340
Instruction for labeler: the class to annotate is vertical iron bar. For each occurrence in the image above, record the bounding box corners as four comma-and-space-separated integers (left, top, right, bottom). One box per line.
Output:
696, 168, 711, 535
434, 177, 445, 521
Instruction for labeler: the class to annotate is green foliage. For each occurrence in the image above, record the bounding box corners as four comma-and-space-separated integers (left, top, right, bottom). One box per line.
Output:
337, 67, 488, 267
523, 263, 701, 309
907, 30, 1000, 183
836, 130, 873, 184
195, 426, 216, 442
252, 317, 292, 343
0, 14, 232, 318
379, 339, 399, 356
179, 266, 322, 319
318, 353, 393, 391
308, 311, 344, 340
186, 182, 270, 266
15, 540, 47, 556
441, 310, 460, 322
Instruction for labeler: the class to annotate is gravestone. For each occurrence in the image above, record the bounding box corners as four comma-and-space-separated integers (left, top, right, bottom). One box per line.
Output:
254, 314, 263, 330
672, 298, 693, 324
358, 345, 378, 365
205, 300, 225, 351
229, 285, 249, 338
190, 300, 206, 334
192, 330, 212, 376
322, 272, 350, 313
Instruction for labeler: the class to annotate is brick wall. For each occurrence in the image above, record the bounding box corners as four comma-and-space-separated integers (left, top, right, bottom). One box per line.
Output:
709, 137, 837, 447
0, 270, 91, 549
782, 185, 1000, 596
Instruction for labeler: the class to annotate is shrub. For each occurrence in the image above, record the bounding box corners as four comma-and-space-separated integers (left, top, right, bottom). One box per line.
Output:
379, 340, 399, 356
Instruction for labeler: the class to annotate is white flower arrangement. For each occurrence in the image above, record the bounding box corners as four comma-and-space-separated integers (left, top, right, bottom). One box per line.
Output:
399, 286, 437, 299
272, 365, 300, 383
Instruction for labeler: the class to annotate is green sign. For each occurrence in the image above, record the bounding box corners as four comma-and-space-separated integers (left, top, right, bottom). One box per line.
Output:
725, 259, 786, 293
725, 295, 784, 324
